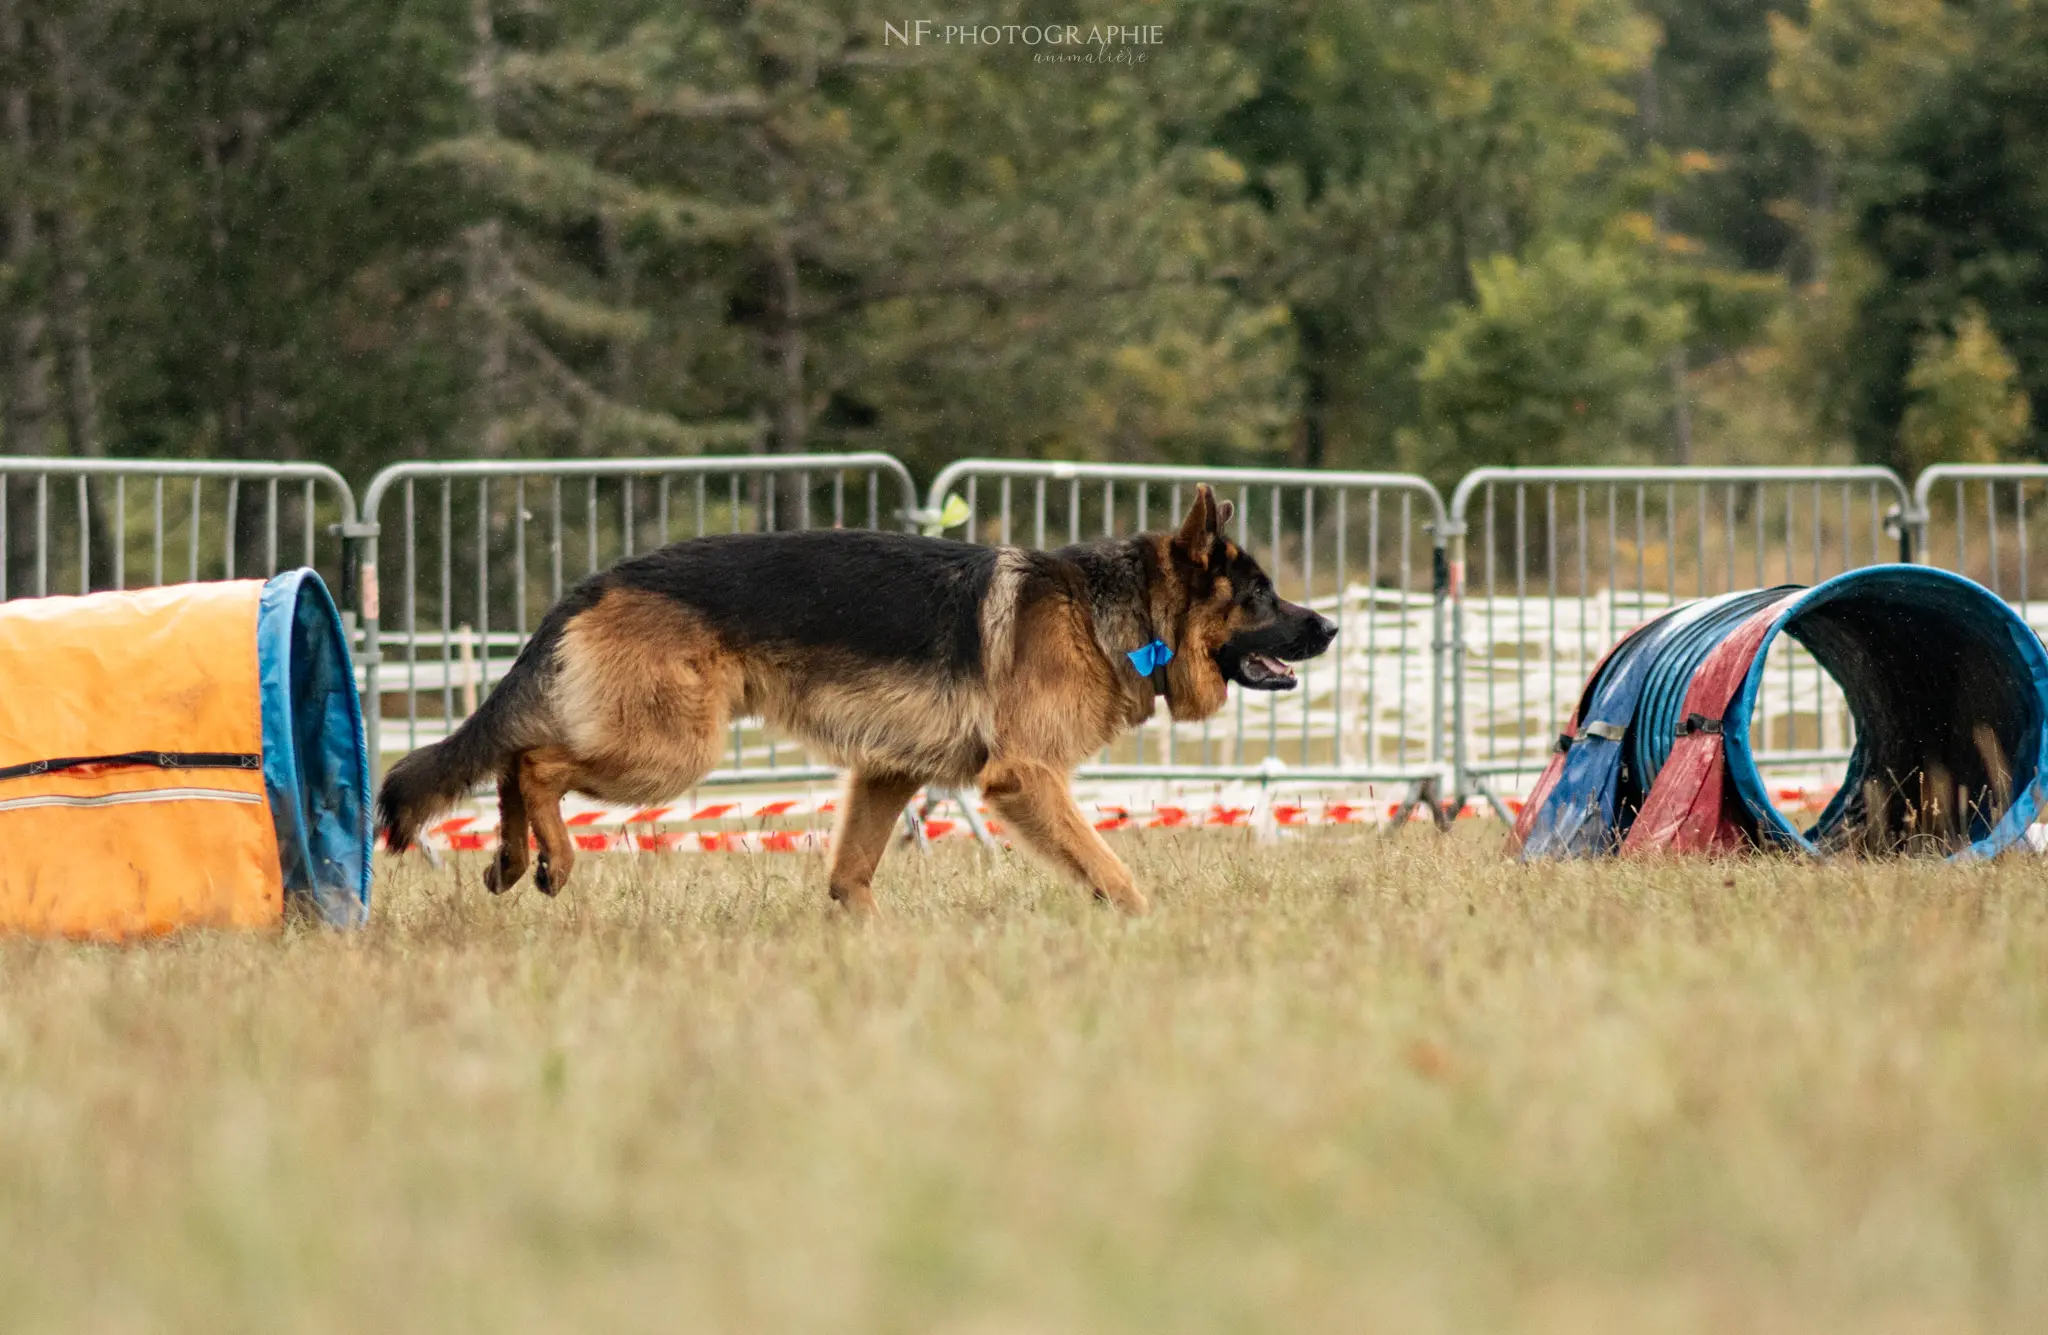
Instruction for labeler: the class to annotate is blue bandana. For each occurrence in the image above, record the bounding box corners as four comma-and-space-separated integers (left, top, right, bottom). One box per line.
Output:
1126, 639, 1174, 676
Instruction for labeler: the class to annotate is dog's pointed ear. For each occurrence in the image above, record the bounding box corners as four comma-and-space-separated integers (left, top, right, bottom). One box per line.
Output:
1177, 485, 1224, 565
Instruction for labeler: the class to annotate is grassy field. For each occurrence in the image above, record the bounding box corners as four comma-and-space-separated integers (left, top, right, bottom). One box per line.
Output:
4, 833, 2048, 1333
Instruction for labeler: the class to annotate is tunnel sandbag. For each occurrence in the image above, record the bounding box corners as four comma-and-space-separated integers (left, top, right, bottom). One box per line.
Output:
1722, 566, 2048, 859
1520, 590, 1769, 859
0, 571, 369, 939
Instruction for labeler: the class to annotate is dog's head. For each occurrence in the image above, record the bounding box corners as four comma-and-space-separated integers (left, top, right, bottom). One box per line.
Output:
1159, 485, 1337, 715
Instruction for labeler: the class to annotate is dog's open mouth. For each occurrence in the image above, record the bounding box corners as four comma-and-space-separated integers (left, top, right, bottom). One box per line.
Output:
1237, 652, 1297, 690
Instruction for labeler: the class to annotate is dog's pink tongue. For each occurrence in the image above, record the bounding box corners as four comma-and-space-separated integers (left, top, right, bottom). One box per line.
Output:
1251, 653, 1295, 682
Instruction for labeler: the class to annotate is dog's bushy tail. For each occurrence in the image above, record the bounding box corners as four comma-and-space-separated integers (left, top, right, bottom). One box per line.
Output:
376, 658, 545, 852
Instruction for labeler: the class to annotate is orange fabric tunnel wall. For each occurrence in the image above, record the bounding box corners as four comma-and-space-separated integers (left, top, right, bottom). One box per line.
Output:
0, 573, 370, 940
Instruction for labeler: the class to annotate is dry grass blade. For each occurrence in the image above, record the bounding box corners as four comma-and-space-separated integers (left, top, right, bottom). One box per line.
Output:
3, 833, 2047, 1333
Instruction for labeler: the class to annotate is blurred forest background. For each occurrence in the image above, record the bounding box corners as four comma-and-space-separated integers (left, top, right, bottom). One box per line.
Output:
0, 0, 2041, 486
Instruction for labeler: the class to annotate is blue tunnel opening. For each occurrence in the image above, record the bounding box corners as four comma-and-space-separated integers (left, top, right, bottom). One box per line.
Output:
256, 570, 373, 924
1720, 567, 2048, 859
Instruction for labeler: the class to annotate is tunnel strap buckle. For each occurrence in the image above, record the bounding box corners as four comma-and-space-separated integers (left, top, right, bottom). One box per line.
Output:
1680, 713, 1724, 737
1580, 720, 1626, 743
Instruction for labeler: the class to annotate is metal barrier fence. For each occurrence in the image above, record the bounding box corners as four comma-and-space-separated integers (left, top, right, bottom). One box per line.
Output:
924, 459, 1452, 793
26, 451, 2048, 824
0, 457, 360, 606
354, 452, 921, 781
1912, 464, 2048, 612
1446, 465, 1916, 813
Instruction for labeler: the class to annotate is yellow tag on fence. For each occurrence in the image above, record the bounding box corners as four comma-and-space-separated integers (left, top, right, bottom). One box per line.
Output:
923, 494, 971, 537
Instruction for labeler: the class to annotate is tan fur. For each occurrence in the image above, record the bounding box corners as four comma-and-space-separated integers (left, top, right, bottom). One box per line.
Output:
477, 486, 1286, 911
979, 758, 1143, 911
827, 771, 926, 911
553, 588, 744, 806
517, 745, 583, 895
995, 594, 1133, 769
482, 758, 527, 893
979, 547, 1030, 680
743, 654, 993, 784
1162, 571, 1237, 719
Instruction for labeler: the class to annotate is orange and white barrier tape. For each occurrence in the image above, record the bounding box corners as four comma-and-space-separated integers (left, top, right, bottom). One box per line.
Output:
401, 787, 1491, 854
396, 775, 1857, 855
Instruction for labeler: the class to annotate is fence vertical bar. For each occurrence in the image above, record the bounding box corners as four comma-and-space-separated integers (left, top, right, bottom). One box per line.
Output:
1486, 485, 1497, 771
440, 479, 454, 732
1515, 485, 1527, 762
223, 479, 238, 580
477, 478, 492, 697
1301, 486, 1314, 762
114, 476, 126, 590
1333, 488, 1347, 768
76, 476, 89, 593
1986, 481, 2001, 597
405, 480, 418, 751
551, 477, 564, 601
1367, 491, 1381, 766
2019, 484, 2030, 617
37, 474, 48, 595
514, 478, 528, 636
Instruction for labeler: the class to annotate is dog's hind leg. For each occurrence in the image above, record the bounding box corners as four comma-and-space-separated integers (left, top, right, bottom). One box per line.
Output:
518, 746, 583, 897
483, 757, 530, 894
978, 759, 1147, 914
828, 770, 926, 913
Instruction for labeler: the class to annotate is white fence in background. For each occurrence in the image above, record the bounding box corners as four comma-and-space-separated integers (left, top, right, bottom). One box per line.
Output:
15, 450, 2048, 822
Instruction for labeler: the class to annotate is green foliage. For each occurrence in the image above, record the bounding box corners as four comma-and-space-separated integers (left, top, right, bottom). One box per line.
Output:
1203, 0, 1658, 468
1900, 305, 2032, 472
88, 0, 471, 473
1413, 242, 1689, 475
1769, 0, 1968, 163
1848, 2, 2048, 468
426, 0, 1296, 474
0, 0, 2033, 480
1643, 0, 1816, 274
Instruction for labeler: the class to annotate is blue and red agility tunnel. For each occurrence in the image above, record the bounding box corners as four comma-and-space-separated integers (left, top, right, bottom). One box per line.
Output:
0, 571, 370, 938
1517, 566, 2048, 860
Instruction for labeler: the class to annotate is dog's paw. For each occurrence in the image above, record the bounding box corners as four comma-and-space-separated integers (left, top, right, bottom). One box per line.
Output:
483, 856, 518, 895
828, 881, 880, 915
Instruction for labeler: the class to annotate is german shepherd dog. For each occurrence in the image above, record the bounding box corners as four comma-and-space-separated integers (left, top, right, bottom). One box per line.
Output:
377, 485, 1335, 913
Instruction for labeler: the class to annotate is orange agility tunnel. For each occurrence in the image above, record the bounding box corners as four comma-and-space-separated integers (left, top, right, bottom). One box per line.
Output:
0, 571, 370, 939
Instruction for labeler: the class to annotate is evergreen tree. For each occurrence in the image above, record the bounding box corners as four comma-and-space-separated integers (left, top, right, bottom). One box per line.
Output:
1848, 2, 2048, 467
424, 0, 1294, 473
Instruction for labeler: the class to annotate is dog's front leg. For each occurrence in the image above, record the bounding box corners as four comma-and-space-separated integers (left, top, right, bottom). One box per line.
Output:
827, 770, 925, 913
977, 759, 1148, 914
